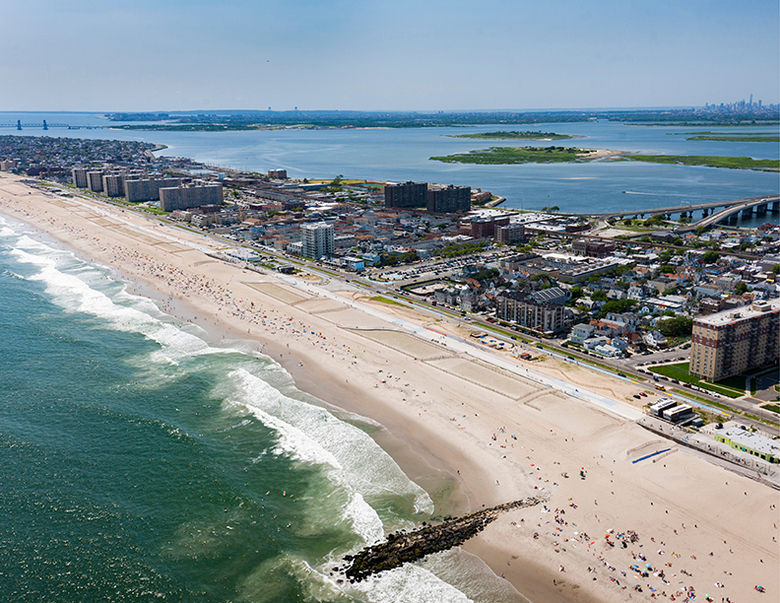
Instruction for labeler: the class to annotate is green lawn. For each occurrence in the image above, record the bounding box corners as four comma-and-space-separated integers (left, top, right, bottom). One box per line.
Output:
371, 295, 407, 307
762, 404, 780, 415
650, 362, 745, 398
625, 154, 779, 172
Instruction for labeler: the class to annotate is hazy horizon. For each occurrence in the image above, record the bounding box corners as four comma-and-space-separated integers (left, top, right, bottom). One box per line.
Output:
1, 103, 775, 114
1, 0, 778, 112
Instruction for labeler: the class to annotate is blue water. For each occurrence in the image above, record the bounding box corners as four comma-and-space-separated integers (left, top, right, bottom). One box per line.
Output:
1, 112, 778, 226
0, 214, 521, 602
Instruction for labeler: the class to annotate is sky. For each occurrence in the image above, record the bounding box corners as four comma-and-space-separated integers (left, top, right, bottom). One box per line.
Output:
1, 0, 778, 111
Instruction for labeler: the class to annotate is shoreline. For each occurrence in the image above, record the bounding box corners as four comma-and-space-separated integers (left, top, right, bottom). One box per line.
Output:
1, 174, 778, 602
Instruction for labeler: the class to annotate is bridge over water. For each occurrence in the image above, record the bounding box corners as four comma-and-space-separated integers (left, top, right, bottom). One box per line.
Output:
676, 196, 780, 231
0, 120, 89, 130
591, 195, 779, 219
586, 194, 779, 228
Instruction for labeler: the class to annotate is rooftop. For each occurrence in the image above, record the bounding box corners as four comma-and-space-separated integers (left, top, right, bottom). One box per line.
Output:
695, 298, 780, 326
718, 425, 780, 457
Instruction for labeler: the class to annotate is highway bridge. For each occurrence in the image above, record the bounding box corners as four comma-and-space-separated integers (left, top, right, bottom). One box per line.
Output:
0, 120, 74, 130
592, 194, 779, 220
676, 195, 780, 232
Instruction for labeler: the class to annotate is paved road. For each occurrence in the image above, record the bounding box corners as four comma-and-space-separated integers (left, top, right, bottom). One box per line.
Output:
58, 186, 780, 434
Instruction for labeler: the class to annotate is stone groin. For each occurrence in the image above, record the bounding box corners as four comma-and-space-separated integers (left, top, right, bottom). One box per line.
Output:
336, 494, 548, 583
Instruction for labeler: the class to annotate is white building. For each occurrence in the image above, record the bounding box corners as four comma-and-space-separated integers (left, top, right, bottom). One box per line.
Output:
301, 222, 335, 259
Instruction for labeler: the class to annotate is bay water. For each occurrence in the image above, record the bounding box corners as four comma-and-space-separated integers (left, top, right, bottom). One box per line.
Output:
1, 113, 778, 226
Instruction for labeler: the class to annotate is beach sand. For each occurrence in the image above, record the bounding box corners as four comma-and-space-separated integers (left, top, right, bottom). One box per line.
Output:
1, 173, 777, 602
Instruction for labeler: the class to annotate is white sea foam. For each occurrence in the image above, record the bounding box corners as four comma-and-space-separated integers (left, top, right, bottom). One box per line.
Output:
5, 235, 236, 364
1, 216, 467, 602
231, 368, 433, 518
348, 563, 472, 603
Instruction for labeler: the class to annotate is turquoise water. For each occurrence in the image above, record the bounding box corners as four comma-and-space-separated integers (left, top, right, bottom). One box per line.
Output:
2, 112, 778, 225
0, 214, 519, 602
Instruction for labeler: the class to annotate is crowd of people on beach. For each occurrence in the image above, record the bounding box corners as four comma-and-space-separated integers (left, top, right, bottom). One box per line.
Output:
4, 191, 776, 603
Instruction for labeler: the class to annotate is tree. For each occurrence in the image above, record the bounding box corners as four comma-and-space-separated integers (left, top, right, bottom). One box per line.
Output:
591, 290, 608, 301
772, 265, 780, 275
734, 281, 748, 294
701, 250, 720, 264
658, 316, 693, 337
598, 299, 638, 317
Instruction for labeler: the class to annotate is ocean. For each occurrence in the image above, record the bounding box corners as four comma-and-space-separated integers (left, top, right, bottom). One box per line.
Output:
1, 112, 778, 226
0, 214, 518, 602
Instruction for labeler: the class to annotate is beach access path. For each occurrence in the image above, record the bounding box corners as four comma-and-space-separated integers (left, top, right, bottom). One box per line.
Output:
1, 173, 777, 603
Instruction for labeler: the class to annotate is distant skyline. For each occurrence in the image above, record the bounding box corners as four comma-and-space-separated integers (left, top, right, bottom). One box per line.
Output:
1, 0, 778, 112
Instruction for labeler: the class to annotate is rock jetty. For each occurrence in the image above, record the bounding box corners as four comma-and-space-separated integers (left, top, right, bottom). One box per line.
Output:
338, 494, 548, 582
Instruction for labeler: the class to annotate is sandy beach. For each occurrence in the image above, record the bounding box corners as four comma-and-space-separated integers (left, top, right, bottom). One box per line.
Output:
1, 173, 777, 602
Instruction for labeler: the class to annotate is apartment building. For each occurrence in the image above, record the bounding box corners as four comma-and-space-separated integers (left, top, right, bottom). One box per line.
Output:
124, 178, 181, 202
689, 299, 780, 381
426, 184, 471, 213
301, 222, 335, 259
71, 167, 89, 188
496, 287, 568, 334
495, 223, 526, 244
159, 183, 224, 212
102, 174, 126, 197
384, 181, 427, 209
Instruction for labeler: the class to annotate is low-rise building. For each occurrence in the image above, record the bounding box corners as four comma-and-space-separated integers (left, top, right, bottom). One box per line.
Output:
569, 323, 595, 344
572, 239, 615, 257
643, 330, 667, 349
713, 424, 780, 463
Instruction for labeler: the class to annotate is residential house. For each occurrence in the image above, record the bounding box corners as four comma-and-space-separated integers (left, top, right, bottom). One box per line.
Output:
643, 330, 667, 349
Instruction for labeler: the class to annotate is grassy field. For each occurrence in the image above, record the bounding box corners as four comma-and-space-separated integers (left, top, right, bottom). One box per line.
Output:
449, 130, 573, 140
625, 154, 779, 172
430, 146, 596, 165
762, 404, 780, 415
650, 362, 745, 398
371, 295, 406, 307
